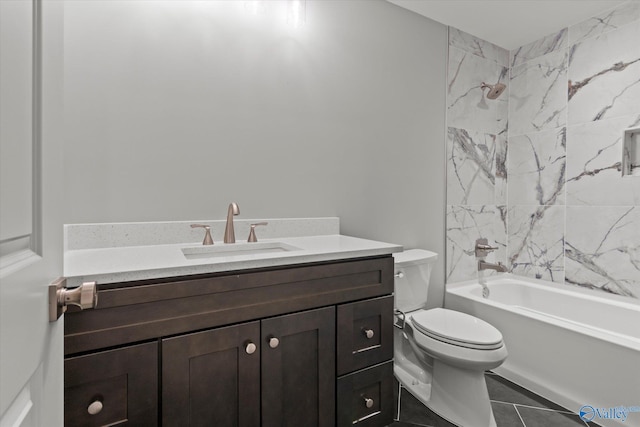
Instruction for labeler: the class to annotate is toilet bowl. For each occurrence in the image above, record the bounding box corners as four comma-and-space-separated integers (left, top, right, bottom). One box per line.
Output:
394, 250, 507, 427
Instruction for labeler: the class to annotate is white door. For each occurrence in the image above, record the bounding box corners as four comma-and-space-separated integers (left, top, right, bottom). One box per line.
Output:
0, 0, 64, 426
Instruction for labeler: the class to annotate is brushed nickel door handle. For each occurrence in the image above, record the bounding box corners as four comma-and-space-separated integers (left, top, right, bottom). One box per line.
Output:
49, 278, 98, 321
268, 337, 279, 348
363, 329, 374, 339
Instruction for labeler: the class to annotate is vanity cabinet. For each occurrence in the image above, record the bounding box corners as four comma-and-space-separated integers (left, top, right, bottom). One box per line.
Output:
162, 307, 335, 427
64, 256, 394, 426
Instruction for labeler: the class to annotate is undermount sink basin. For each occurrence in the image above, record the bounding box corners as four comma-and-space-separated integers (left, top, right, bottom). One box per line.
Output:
181, 241, 302, 260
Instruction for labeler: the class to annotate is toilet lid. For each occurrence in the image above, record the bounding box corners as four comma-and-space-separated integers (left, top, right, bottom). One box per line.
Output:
410, 308, 503, 350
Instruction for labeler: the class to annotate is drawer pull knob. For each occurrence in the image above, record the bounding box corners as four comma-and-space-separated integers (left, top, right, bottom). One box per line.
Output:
87, 400, 103, 415
269, 337, 279, 349
245, 342, 257, 354
363, 329, 374, 339
394, 271, 404, 279
363, 397, 374, 408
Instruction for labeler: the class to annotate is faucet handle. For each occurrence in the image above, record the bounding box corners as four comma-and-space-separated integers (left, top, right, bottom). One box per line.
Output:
475, 238, 498, 257
477, 243, 499, 250
191, 224, 214, 245
247, 222, 268, 242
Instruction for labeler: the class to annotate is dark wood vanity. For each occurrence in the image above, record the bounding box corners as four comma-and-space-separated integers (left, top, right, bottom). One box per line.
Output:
64, 255, 395, 426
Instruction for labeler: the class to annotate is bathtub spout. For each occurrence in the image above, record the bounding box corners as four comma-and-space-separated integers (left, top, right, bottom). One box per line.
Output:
478, 260, 508, 273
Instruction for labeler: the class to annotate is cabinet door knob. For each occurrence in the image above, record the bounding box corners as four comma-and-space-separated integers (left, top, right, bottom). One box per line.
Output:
87, 400, 103, 415
268, 337, 279, 348
363, 397, 374, 408
363, 328, 374, 339
245, 342, 257, 354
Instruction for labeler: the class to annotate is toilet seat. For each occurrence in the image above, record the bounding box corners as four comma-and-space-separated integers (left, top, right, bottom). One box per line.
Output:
410, 308, 503, 350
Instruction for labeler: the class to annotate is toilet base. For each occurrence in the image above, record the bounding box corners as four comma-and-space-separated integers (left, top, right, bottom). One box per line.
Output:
395, 360, 497, 427
430, 359, 497, 427
394, 364, 432, 401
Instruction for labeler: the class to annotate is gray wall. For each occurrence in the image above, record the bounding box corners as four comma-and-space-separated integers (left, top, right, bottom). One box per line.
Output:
63, 0, 448, 301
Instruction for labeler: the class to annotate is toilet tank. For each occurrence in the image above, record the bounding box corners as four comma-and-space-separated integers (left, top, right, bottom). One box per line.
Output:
393, 249, 438, 312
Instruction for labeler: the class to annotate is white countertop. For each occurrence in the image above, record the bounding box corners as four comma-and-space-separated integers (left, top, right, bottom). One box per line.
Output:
64, 234, 402, 287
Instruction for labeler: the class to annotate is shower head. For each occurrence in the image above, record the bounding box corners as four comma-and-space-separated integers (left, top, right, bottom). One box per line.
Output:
480, 82, 507, 99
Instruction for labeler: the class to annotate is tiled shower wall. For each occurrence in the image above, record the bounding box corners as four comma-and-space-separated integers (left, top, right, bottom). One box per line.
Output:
445, 27, 509, 283
446, 1, 640, 299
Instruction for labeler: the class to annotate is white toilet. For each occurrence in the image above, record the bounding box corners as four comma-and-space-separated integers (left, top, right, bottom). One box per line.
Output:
393, 249, 507, 427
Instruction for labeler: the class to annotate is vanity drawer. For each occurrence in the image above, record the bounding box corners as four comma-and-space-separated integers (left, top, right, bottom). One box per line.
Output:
337, 295, 393, 375
337, 361, 394, 427
64, 341, 158, 427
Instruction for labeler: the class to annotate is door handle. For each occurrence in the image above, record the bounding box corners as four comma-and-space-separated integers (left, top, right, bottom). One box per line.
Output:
49, 278, 98, 321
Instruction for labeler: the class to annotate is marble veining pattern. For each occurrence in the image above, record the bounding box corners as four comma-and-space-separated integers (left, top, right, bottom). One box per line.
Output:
510, 28, 567, 68
565, 206, 640, 298
449, 27, 509, 66
568, 20, 640, 125
447, 205, 507, 282
447, 46, 508, 134
508, 205, 565, 283
445, 27, 510, 283
566, 115, 640, 205
568, 1, 640, 46
509, 49, 567, 136
508, 127, 566, 206
447, 128, 500, 205
445, 2, 640, 298
496, 98, 508, 137
494, 132, 508, 205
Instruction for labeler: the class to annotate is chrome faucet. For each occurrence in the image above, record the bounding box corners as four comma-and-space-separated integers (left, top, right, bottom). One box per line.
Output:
475, 238, 508, 273
223, 202, 240, 243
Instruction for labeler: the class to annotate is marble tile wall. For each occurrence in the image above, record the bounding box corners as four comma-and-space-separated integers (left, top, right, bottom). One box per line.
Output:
445, 28, 509, 282
445, 2, 640, 299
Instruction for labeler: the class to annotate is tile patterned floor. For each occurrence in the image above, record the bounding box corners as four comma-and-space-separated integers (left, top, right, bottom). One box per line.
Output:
388, 372, 603, 427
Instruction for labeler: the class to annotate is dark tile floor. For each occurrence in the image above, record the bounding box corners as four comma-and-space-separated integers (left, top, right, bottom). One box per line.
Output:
388, 372, 602, 427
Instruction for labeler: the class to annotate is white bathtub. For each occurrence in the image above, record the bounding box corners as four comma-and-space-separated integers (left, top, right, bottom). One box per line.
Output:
445, 275, 640, 427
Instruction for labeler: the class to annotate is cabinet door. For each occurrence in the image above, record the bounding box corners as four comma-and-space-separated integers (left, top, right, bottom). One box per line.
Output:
64, 341, 158, 426
162, 321, 260, 427
262, 306, 335, 427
